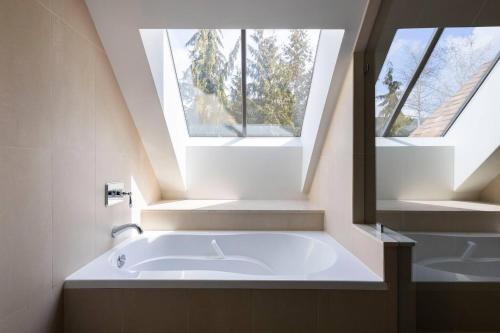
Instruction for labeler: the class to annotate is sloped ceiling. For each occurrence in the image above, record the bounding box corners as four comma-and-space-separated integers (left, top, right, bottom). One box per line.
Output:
85, 0, 369, 199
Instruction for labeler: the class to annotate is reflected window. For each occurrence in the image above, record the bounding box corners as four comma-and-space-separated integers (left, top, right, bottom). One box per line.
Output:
375, 28, 436, 136
168, 29, 320, 137
376, 27, 500, 137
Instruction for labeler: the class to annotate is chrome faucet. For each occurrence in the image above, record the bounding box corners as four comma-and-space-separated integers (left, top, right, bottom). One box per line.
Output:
111, 223, 143, 238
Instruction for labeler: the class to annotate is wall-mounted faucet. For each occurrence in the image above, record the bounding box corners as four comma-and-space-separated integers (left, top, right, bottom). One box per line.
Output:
105, 182, 132, 207
111, 223, 143, 238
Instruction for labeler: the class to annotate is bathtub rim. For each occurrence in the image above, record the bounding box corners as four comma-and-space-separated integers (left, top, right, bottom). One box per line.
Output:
64, 231, 386, 290
404, 231, 500, 282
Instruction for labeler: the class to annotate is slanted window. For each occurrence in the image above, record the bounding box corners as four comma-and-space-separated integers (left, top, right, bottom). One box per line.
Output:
376, 27, 500, 137
168, 29, 320, 137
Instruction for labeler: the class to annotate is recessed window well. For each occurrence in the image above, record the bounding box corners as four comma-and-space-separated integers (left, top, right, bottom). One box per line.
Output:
376, 27, 500, 137
168, 29, 320, 137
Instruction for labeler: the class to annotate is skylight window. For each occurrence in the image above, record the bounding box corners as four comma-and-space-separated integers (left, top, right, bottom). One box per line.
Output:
376, 27, 500, 137
168, 29, 320, 137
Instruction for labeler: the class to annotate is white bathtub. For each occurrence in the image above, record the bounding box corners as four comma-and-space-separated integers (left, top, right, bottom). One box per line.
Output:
405, 232, 500, 282
65, 231, 383, 289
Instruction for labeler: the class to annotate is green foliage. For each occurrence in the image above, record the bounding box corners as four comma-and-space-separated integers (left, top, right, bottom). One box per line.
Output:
284, 30, 314, 132
185, 30, 230, 124
246, 29, 314, 135
376, 65, 412, 135
186, 30, 227, 102
247, 30, 295, 132
183, 29, 315, 136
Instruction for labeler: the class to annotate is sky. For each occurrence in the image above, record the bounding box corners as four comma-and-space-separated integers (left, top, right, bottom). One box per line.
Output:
375, 26, 500, 117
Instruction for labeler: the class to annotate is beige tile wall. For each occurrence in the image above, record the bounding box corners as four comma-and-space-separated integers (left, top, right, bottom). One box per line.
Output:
65, 288, 392, 333
308, 61, 385, 278
481, 174, 500, 204
142, 210, 324, 231
0, 0, 161, 331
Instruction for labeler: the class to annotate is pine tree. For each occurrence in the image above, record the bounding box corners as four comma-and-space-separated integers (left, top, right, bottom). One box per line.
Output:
376, 65, 412, 135
284, 30, 314, 135
228, 67, 243, 123
247, 30, 295, 133
185, 30, 230, 127
185, 29, 315, 136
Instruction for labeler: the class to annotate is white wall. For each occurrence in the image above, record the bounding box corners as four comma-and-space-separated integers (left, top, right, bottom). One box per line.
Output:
376, 138, 462, 200
301, 30, 344, 190
186, 138, 305, 199
446, 61, 500, 193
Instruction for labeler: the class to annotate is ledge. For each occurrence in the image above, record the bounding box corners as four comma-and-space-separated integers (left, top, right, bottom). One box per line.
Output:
187, 137, 303, 147
145, 200, 323, 213
378, 200, 500, 212
377, 200, 500, 233
141, 200, 324, 231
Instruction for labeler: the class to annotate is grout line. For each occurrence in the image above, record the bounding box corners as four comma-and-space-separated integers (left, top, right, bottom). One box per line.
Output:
49, 9, 56, 291
93, 43, 98, 257
34, 0, 105, 52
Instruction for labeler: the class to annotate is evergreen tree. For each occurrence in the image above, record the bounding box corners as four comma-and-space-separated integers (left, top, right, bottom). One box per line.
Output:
186, 30, 226, 101
184, 29, 315, 136
228, 67, 243, 123
185, 30, 230, 127
247, 30, 295, 133
284, 30, 314, 134
376, 65, 412, 135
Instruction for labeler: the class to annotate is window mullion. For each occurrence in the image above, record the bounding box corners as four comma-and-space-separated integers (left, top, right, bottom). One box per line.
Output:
241, 29, 247, 137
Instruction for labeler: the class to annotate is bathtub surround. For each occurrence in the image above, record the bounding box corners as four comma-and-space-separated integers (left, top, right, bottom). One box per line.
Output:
64, 231, 404, 332
65, 288, 394, 333
377, 200, 500, 232
141, 200, 324, 231
481, 174, 500, 204
0, 0, 161, 331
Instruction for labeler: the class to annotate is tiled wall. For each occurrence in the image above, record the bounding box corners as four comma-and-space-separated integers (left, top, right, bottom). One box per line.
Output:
308, 61, 385, 278
65, 288, 392, 333
0, 0, 161, 331
481, 174, 500, 204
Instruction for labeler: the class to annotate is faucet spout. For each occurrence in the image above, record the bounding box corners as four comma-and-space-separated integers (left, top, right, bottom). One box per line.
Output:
111, 223, 143, 238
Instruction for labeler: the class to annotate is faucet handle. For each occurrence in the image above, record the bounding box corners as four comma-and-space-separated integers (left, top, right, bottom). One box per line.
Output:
119, 191, 132, 208
125, 192, 132, 208
105, 182, 132, 207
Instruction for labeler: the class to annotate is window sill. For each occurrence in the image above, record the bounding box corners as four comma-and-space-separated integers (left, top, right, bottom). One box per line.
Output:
187, 137, 303, 147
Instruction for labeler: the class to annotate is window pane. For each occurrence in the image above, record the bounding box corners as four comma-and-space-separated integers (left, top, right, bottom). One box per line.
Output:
375, 28, 437, 136
390, 27, 500, 137
246, 29, 320, 137
168, 29, 243, 137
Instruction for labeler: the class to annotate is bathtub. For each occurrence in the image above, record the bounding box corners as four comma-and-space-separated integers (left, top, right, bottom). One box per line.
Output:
405, 232, 500, 282
65, 231, 383, 289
